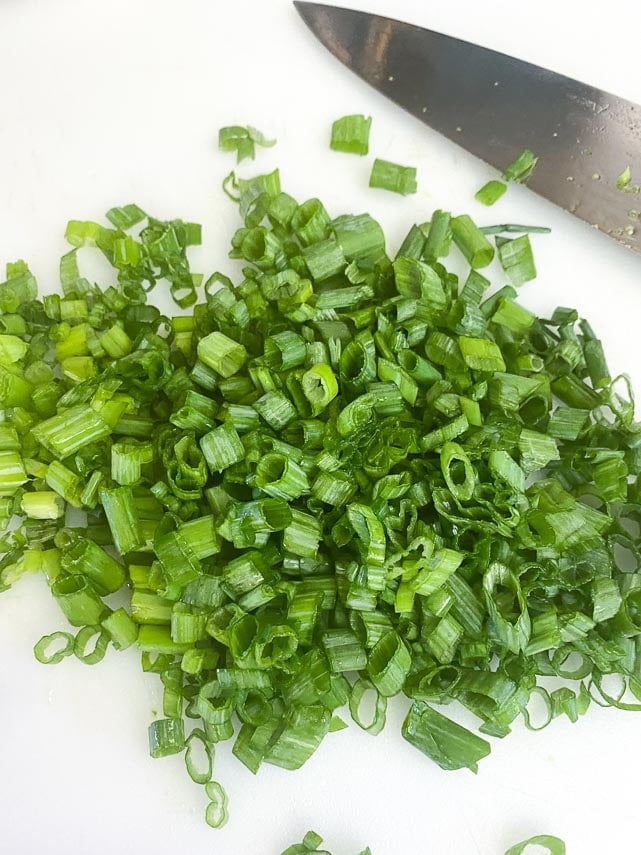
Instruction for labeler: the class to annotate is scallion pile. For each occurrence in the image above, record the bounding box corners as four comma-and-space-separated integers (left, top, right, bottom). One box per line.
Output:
2, 156, 641, 833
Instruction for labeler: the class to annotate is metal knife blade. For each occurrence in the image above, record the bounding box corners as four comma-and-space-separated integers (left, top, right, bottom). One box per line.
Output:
294, 2, 641, 255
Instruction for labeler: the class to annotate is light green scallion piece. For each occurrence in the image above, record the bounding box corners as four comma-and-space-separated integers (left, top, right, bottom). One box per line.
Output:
330, 114, 372, 156
369, 158, 417, 195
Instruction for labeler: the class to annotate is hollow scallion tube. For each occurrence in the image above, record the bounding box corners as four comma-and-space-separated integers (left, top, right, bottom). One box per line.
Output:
451, 215, 494, 268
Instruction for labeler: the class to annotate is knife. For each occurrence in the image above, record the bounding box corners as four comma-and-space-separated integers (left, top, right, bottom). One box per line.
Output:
294, 2, 641, 256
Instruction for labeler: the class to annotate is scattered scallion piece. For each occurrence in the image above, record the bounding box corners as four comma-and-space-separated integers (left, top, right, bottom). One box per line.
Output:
475, 179, 507, 206
330, 115, 372, 156
617, 165, 632, 190
451, 214, 495, 268
204, 780, 229, 828
504, 836, 566, 855
503, 148, 538, 183
402, 702, 491, 772
280, 831, 564, 854
218, 125, 276, 163
616, 165, 640, 194
369, 158, 417, 195
481, 224, 551, 235
496, 234, 537, 286
33, 631, 74, 664
281, 830, 370, 855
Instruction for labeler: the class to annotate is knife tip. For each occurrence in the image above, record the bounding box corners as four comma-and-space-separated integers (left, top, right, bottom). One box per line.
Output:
293, 1, 334, 27
293, 1, 326, 15
292, 1, 319, 26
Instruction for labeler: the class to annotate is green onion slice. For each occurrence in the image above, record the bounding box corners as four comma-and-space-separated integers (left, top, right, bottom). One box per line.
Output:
73, 625, 110, 665
185, 728, 213, 785
475, 180, 507, 206
504, 835, 566, 855
503, 149, 538, 183
330, 115, 372, 156
369, 159, 417, 195
402, 702, 491, 772
34, 631, 75, 664
349, 678, 387, 735
204, 781, 229, 828
218, 125, 275, 163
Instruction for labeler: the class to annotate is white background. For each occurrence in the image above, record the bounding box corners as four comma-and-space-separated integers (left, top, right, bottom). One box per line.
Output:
1, 1, 641, 853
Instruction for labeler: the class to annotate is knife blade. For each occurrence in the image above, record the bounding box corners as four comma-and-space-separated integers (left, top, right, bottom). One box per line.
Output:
294, 2, 641, 255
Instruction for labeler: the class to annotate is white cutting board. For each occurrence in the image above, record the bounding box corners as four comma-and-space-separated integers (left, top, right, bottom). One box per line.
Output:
1, 1, 640, 853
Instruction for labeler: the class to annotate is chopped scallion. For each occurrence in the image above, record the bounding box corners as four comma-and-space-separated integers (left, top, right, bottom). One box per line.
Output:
475, 179, 507, 206
369, 158, 417, 195
218, 125, 275, 163
330, 114, 372, 156
503, 148, 538, 183
2, 136, 639, 842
